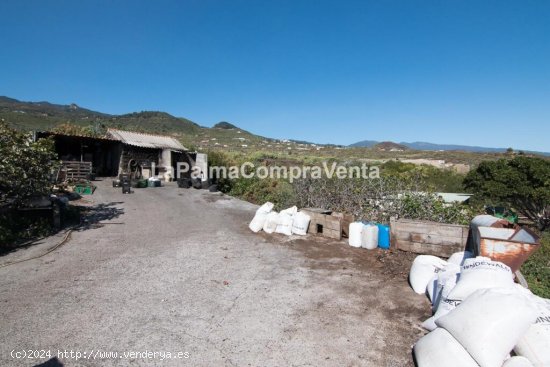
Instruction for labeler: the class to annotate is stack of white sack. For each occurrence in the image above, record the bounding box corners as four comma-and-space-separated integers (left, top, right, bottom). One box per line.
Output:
414, 287, 539, 367
409, 251, 550, 367
513, 296, 550, 367
250, 204, 311, 236
422, 255, 516, 331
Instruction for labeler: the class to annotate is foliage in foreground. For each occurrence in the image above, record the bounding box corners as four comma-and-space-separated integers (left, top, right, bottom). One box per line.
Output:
0, 121, 58, 208
0, 215, 53, 251
0, 122, 59, 248
522, 232, 550, 299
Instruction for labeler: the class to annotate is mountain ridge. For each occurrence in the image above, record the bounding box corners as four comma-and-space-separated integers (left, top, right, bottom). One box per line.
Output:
2, 96, 548, 155
350, 139, 549, 156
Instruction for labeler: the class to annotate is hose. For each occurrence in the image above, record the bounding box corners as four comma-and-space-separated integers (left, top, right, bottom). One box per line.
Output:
0, 229, 73, 269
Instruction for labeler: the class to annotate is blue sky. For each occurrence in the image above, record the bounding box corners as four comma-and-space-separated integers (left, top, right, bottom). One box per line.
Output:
1, 0, 549, 151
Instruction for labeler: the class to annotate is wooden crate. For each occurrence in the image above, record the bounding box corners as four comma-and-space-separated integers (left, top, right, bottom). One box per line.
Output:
302, 208, 355, 240
331, 212, 355, 238
390, 218, 468, 257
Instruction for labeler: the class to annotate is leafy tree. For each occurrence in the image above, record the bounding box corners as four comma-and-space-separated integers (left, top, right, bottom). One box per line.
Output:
464, 156, 550, 230
0, 121, 58, 208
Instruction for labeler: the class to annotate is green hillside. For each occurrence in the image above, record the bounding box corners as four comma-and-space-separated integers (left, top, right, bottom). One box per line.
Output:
0, 96, 269, 149
0, 96, 202, 135
3, 96, 547, 166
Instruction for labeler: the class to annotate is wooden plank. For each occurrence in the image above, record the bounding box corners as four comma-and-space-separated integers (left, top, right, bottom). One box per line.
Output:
391, 218, 465, 228
392, 222, 464, 238
394, 239, 463, 257
409, 232, 466, 246
392, 230, 465, 245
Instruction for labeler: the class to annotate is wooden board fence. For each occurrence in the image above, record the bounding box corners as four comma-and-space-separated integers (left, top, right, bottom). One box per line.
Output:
390, 218, 468, 257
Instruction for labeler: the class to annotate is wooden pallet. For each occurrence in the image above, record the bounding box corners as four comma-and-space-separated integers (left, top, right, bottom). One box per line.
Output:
58, 161, 92, 181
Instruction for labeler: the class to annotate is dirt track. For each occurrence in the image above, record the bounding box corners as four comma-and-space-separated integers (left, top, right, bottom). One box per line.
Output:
0, 179, 430, 366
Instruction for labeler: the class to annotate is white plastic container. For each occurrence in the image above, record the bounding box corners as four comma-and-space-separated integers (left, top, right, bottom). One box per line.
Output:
361, 223, 379, 250
349, 222, 364, 248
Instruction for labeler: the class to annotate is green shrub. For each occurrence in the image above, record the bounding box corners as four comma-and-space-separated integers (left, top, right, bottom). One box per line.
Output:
0, 121, 58, 208
381, 161, 466, 192
522, 232, 550, 298
400, 193, 473, 225
229, 177, 295, 210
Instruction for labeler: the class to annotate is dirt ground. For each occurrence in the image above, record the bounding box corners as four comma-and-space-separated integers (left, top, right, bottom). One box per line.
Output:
0, 179, 430, 366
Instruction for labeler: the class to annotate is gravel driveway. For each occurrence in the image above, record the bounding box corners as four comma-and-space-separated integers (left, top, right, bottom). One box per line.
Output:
0, 179, 429, 366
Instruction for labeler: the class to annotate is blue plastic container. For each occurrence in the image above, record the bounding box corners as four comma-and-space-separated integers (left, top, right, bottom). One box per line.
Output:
377, 224, 390, 249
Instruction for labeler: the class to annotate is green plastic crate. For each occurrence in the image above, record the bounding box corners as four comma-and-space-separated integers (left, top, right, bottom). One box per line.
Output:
74, 184, 95, 195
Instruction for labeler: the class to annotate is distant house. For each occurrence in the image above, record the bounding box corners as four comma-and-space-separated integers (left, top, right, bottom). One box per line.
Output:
435, 192, 473, 204
36, 129, 205, 180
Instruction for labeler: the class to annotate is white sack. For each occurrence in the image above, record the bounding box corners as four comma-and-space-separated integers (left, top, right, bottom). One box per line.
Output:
275, 213, 293, 236
431, 263, 461, 311
280, 206, 297, 216
502, 357, 535, 367
422, 268, 461, 331
409, 255, 448, 294
349, 222, 364, 248
249, 212, 268, 233
436, 287, 539, 367
263, 212, 279, 234
257, 202, 275, 214
426, 263, 458, 304
292, 211, 311, 236
514, 296, 550, 367
426, 274, 438, 304
249, 202, 275, 232
448, 256, 514, 300
447, 251, 474, 266
413, 328, 479, 367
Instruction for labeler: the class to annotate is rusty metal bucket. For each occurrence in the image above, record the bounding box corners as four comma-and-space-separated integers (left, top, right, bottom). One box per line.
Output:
476, 226, 540, 273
